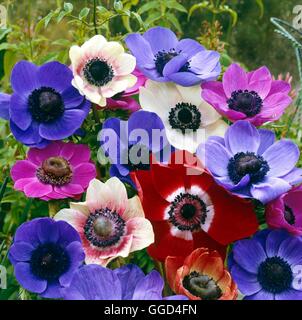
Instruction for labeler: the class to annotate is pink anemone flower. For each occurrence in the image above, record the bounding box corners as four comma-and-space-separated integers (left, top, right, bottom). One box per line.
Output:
11, 141, 96, 201
202, 63, 292, 126
54, 178, 154, 266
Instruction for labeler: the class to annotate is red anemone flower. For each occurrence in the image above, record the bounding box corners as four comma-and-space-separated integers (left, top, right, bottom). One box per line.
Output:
165, 248, 237, 300
131, 151, 258, 262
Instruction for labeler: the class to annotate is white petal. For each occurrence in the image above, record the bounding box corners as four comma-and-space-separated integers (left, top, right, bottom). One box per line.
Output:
104, 177, 128, 214
170, 226, 193, 241
198, 98, 222, 126
54, 209, 87, 230
81, 35, 107, 55
86, 179, 111, 211
200, 205, 215, 233
165, 127, 203, 153
176, 85, 203, 107
101, 41, 125, 62
123, 196, 145, 220
127, 217, 154, 252
69, 202, 90, 216
205, 119, 229, 139
72, 75, 85, 93
101, 75, 137, 98
113, 53, 136, 76
69, 45, 83, 66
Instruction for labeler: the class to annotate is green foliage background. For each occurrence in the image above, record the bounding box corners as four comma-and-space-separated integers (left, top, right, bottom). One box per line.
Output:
0, 0, 301, 299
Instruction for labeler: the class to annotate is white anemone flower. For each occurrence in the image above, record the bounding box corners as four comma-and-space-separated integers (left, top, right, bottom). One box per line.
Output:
139, 80, 228, 153
70, 35, 137, 106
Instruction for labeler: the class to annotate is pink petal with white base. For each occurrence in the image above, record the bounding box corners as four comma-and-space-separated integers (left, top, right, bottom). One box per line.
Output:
126, 217, 154, 252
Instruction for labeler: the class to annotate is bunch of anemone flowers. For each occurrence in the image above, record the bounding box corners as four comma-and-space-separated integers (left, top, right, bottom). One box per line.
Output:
1, 24, 302, 302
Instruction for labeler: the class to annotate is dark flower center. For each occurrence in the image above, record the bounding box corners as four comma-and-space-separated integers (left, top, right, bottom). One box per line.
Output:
154, 49, 190, 76
183, 271, 222, 300
284, 205, 295, 225
36, 156, 73, 186
28, 87, 64, 123
30, 243, 70, 281
168, 193, 207, 231
127, 144, 150, 171
83, 58, 114, 87
84, 208, 126, 248
257, 256, 293, 294
169, 103, 201, 134
227, 152, 269, 185
227, 90, 263, 117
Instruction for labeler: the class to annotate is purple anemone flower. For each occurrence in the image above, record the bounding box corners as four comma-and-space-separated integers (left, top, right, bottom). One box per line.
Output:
125, 27, 221, 87
228, 229, 302, 300
0, 61, 90, 148
61, 264, 188, 300
197, 120, 302, 204
100, 110, 171, 188
9, 218, 85, 299
202, 63, 292, 126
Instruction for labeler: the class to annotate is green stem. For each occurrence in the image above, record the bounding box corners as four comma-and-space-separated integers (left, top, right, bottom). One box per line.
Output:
48, 201, 60, 218
93, 0, 98, 35
27, 0, 33, 60
154, 261, 171, 296
92, 103, 100, 123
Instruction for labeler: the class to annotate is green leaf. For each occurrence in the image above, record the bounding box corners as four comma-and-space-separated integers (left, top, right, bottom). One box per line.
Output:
221, 5, 238, 27
145, 11, 162, 26
43, 10, 58, 28
0, 28, 11, 42
137, 1, 158, 15
3, 50, 17, 80
57, 11, 69, 23
0, 177, 8, 203
0, 43, 17, 51
165, 0, 187, 13
79, 7, 90, 20
52, 39, 71, 46
255, 0, 264, 18
114, 1, 123, 11
130, 12, 145, 29
166, 12, 182, 32
63, 2, 73, 13
188, 1, 210, 19
97, 5, 108, 14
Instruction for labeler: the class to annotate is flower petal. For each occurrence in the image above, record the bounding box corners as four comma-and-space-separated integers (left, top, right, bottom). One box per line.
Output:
263, 140, 299, 177
225, 120, 260, 154
223, 64, 248, 98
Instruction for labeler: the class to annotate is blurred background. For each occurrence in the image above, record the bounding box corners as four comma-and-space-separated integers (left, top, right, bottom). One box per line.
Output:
1, 0, 300, 81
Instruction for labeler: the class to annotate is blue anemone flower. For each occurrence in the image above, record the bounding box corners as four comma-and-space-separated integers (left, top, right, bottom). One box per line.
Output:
125, 27, 221, 87
0, 61, 90, 148
229, 229, 302, 300
61, 264, 187, 300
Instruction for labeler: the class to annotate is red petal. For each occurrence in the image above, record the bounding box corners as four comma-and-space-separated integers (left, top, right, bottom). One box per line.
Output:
132, 170, 169, 221
147, 221, 194, 262
206, 184, 259, 245
151, 161, 189, 201
165, 256, 185, 292
193, 230, 227, 260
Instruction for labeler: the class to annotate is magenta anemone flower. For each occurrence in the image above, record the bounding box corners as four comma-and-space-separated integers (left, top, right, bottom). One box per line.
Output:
11, 141, 96, 201
266, 185, 302, 236
202, 63, 292, 126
